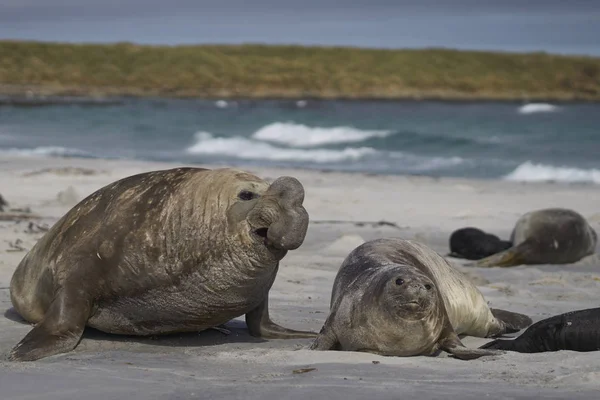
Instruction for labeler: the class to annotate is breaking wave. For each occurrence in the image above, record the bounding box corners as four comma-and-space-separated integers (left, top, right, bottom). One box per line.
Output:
518, 103, 560, 114
0, 146, 92, 158
504, 161, 600, 184
389, 152, 467, 171
251, 122, 391, 147
185, 132, 376, 163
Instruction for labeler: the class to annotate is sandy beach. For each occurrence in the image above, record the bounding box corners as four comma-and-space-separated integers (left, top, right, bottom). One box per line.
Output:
1, 154, 599, 400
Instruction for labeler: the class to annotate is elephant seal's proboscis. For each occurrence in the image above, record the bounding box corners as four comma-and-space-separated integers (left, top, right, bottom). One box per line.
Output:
310, 238, 532, 360
9, 167, 315, 361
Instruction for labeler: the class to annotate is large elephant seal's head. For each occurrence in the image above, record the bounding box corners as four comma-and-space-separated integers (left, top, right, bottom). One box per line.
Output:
188, 168, 309, 261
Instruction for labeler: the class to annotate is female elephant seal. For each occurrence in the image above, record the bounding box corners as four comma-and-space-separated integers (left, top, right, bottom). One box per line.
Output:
310, 238, 531, 360
480, 307, 600, 353
473, 208, 597, 268
9, 167, 315, 361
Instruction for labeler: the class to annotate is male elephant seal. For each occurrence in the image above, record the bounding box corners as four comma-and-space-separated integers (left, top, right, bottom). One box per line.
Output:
309, 238, 531, 360
448, 227, 512, 260
472, 208, 597, 268
9, 167, 315, 361
480, 308, 600, 353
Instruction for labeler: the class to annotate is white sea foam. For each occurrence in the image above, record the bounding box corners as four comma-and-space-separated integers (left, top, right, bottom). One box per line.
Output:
251, 122, 391, 147
0, 146, 92, 158
504, 161, 600, 184
518, 103, 560, 114
389, 152, 466, 171
185, 132, 375, 163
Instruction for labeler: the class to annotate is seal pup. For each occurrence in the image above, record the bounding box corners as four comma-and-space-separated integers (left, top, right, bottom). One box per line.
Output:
472, 208, 597, 268
310, 238, 531, 360
448, 227, 512, 260
9, 167, 315, 361
480, 308, 600, 353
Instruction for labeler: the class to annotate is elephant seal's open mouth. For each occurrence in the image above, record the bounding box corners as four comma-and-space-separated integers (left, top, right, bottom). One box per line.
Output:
254, 227, 268, 239
253, 227, 289, 252
253, 227, 276, 248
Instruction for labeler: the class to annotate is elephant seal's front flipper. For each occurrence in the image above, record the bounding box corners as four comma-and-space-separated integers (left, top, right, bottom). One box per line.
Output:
308, 329, 339, 350
480, 308, 600, 353
246, 293, 317, 339
308, 311, 341, 350
9, 280, 92, 361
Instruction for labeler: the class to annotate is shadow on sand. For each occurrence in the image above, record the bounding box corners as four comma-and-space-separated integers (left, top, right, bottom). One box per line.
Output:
4, 307, 267, 354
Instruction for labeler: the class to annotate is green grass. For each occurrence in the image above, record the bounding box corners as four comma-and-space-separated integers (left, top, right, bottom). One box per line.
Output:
1, 40, 600, 100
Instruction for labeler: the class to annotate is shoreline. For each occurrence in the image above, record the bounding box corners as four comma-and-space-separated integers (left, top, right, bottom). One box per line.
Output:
2, 153, 600, 199
1, 153, 599, 238
0, 154, 598, 188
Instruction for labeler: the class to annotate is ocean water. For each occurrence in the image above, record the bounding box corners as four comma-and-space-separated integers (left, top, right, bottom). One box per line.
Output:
0, 98, 599, 184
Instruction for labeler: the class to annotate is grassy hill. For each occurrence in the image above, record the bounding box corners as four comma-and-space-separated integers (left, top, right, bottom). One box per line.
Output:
1, 40, 599, 101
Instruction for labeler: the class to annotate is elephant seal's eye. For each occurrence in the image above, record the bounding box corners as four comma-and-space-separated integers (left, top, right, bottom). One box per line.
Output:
238, 190, 256, 201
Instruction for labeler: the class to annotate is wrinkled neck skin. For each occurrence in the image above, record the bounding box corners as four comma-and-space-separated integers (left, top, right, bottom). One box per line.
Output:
153, 171, 281, 282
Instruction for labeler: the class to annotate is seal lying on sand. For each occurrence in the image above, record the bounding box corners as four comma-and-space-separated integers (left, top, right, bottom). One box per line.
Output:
472, 208, 597, 268
448, 227, 512, 260
480, 308, 600, 353
309, 238, 531, 360
9, 167, 315, 361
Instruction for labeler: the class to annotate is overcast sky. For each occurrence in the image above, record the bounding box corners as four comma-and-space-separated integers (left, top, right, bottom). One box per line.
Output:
1, 0, 599, 55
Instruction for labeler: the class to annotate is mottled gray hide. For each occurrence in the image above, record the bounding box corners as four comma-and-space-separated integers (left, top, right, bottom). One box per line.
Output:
9, 167, 314, 361
310, 238, 531, 360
